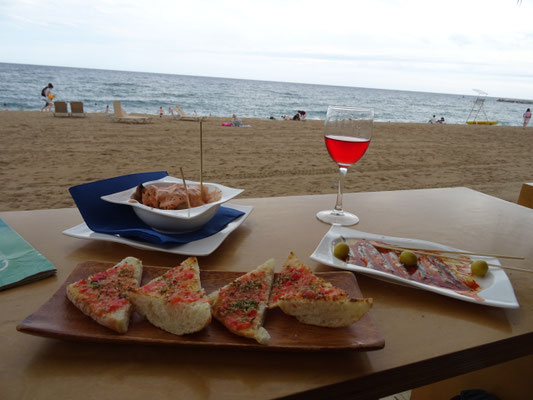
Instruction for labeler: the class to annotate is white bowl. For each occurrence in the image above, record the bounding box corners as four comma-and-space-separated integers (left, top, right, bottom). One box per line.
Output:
101, 176, 244, 233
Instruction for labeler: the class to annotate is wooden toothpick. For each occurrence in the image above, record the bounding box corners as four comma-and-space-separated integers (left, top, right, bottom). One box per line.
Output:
199, 119, 204, 201
179, 167, 191, 209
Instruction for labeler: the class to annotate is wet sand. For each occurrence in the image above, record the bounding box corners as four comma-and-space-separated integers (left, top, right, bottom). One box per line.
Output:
1, 111, 532, 211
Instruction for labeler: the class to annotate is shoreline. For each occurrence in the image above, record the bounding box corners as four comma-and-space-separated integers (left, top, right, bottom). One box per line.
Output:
1, 111, 532, 212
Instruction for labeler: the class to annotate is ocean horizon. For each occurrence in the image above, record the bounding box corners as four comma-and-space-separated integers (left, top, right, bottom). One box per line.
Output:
1, 62, 530, 126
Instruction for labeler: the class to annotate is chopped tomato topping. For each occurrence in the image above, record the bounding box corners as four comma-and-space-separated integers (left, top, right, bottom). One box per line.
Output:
138, 263, 207, 305
216, 270, 269, 331
72, 264, 137, 315
271, 263, 348, 302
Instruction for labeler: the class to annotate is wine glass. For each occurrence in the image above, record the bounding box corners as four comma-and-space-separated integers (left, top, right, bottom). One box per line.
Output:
316, 105, 374, 226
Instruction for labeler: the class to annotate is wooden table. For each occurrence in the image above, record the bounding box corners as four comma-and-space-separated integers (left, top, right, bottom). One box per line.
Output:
1, 187, 532, 400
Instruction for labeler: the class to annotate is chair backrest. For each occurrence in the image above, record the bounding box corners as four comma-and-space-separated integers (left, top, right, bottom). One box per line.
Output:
174, 105, 187, 117
54, 101, 68, 113
70, 101, 84, 113
113, 101, 127, 117
517, 182, 533, 209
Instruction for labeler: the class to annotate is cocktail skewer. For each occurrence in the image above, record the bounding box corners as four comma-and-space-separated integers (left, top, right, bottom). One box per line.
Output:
369, 241, 531, 273
199, 119, 204, 201
369, 241, 524, 260
444, 260, 532, 273
179, 167, 192, 209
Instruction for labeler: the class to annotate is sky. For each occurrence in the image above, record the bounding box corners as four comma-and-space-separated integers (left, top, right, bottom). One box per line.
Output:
1, 0, 532, 99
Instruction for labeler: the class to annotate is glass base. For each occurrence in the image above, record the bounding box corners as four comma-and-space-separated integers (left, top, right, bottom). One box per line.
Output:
316, 209, 359, 226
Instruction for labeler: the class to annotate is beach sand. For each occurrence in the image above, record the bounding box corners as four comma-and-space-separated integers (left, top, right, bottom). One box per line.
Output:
1, 111, 532, 212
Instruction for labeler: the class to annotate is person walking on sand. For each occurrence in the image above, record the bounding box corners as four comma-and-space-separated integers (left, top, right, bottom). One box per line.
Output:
44, 93, 54, 111
159, 106, 164, 118
40, 83, 53, 111
523, 108, 531, 128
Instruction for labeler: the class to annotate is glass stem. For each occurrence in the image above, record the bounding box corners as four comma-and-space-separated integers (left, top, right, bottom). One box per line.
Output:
334, 167, 347, 213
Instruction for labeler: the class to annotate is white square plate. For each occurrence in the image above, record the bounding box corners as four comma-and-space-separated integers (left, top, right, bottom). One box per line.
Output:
63, 204, 252, 256
311, 225, 519, 308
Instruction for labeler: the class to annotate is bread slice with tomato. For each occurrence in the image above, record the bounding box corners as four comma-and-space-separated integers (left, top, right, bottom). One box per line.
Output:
66, 256, 143, 333
269, 252, 372, 327
128, 257, 211, 336
208, 259, 274, 345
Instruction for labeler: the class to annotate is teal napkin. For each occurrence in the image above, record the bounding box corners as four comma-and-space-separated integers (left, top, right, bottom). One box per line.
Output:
0, 218, 57, 291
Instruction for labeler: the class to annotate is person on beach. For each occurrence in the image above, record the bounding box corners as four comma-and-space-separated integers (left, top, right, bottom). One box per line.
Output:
437, 117, 445, 124
40, 83, 53, 111
283, 110, 306, 121
523, 108, 531, 128
105, 105, 109, 114
429, 115, 437, 124
159, 106, 164, 118
44, 93, 55, 111
231, 114, 243, 127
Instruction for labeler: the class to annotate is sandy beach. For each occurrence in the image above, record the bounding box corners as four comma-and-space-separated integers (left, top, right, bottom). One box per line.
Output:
1, 111, 532, 212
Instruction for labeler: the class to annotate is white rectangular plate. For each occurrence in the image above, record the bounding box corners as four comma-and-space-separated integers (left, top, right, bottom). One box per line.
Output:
63, 204, 252, 256
311, 225, 519, 309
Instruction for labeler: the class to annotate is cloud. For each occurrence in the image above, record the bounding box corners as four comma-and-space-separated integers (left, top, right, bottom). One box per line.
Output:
1, 0, 532, 98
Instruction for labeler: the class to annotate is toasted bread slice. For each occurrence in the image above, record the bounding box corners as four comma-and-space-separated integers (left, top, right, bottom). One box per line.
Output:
128, 257, 211, 336
208, 259, 274, 345
66, 256, 143, 333
269, 252, 372, 327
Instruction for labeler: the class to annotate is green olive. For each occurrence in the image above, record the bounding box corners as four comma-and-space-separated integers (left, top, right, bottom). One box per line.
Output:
471, 260, 488, 277
399, 251, 418, 267
333, 243, 350, 260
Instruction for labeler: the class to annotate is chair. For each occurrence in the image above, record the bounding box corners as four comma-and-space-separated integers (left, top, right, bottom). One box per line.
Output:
53, 101, 70, 117
517, 182, 533, 209
70, 101, 87, 118
172, 105, 203, 121
112, 101, 151, 124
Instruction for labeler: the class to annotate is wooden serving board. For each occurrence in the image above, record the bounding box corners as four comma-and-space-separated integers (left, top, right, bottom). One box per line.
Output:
17, 261, 385, 351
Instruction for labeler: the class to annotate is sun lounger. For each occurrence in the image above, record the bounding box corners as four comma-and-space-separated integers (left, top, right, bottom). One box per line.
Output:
70, 101, 87, 118
172, 105, 203, 121
53, 101, 70, 117
113, 101, 151, 124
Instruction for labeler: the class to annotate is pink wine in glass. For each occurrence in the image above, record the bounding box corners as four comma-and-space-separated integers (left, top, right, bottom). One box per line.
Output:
325, 135, 370, 167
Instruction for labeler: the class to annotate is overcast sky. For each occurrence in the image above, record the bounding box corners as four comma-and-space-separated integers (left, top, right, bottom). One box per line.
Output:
1, 0, 532, 98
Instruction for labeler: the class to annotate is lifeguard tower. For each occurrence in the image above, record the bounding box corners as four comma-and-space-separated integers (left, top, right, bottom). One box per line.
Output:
466, 89, 498, 125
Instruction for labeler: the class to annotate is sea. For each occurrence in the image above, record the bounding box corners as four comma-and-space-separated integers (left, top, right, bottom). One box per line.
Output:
1, 62, 530, 126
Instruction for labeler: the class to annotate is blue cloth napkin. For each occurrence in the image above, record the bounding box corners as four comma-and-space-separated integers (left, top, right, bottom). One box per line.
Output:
69, 172, 245, 245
